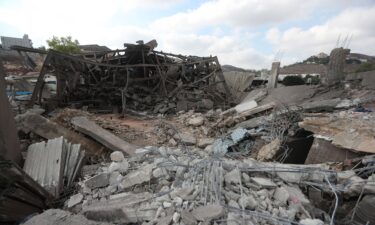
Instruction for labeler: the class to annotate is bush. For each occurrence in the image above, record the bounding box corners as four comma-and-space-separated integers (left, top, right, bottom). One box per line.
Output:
304, 75, 320, 85
282, 76, 305, 86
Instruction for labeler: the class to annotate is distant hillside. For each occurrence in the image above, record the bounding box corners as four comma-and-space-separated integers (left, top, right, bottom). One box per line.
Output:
222, 65, 248, 72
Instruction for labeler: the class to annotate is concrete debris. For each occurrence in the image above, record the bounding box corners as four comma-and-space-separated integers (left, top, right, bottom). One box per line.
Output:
299, 218, 324, 225
180, 210, 197, 225
231, 100, 258, 114
197, 137, 215, 148
107, 161, 129, 173
84, 173, 110, 189
71, 116, 138, 155
191, 204, 225, 221
250, 177, 277, 188
230, 127, 248, 143
121, 164, 153, 189
187, 116, 205, 126
257, 138, 281, 161
67, 193, 84, 208
109, 151, 125, 162
22, 209, 112, 225
304, 138, 359, 164
301, 98, 342, 112
299, 111, 375, 153
173, 132, 197, 145
353, 195, 375, 225
6, 47, 375, 225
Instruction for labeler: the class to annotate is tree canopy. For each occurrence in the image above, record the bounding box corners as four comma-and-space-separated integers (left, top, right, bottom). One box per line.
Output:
46, 36, 81, 54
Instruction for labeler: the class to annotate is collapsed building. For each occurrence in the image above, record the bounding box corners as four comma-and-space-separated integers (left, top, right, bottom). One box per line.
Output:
30, 40, 231, 113
1, 40, 375, 225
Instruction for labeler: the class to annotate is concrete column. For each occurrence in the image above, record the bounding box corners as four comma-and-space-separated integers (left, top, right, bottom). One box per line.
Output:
268, 62, 280, 89
324, 47, 350, 85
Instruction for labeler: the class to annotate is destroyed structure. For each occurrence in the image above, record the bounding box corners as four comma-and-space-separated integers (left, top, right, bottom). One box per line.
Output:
30, 40, 231, 113
2, 39, 375, 225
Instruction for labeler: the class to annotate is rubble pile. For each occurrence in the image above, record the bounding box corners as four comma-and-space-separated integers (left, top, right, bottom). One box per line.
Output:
29, 40, 232, 113
2, 43, 375, 225
62, 146, 375, 225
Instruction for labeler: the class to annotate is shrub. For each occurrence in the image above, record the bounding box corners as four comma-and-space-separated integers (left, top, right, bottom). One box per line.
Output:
304, 75, 320, 85
282, 76, 305, 86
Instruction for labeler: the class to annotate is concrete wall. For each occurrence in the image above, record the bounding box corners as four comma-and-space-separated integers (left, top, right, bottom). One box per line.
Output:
345, 70, 375, 89
1, 35, 32, 49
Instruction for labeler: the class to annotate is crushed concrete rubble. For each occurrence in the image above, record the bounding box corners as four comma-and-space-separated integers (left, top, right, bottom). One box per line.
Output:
52, 144, 374, 225
4, 43, 375, 225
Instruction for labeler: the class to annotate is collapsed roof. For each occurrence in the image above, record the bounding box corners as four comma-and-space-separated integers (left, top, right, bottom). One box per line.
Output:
31, 40, 232, 113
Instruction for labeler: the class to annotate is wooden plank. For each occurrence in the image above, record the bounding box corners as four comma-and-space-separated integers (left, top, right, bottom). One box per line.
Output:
71, 116, 137, 155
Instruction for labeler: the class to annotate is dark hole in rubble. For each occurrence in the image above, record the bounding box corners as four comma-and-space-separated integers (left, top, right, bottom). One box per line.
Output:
277, 129, 314, 164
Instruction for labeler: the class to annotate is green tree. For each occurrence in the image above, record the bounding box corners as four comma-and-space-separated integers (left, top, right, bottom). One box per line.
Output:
46, 36, 81, 54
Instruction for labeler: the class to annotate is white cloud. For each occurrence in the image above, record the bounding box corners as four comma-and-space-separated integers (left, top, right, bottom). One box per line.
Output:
0, 0, 374, 69
266, 6, 375, 64
151, 0, 319, 32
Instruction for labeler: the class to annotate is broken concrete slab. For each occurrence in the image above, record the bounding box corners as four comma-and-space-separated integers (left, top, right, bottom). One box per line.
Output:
241, 88, 268, 103
187, 116, 204, 126
71, 116, 138, 155
67, 193, 83, 208
110, 151, 125, 162
156, 215, 173, 225
121, 164, 153, 189
108, 161, 129, 173
273, 187, 289, 206
300, 98, 341, 112
173, 132, 196, 145
256, 138, 280, 161
84, 173, 109, 189
224, 168, 241, 184
238, 195, 257, 210
197, 138, 214, 148
261, 85, 317, 106
191, 204, 225, 221
250, 177, 277, 188
299, 113, 375, 153
300, 218, 324, 225
233, 100, 258, 113
180, 210, 197, 225
83, 192, 155, 223
22, 209, 112, 225
170, 187, 195, 200
236, 102, 275, 119
304, 138, 359, 164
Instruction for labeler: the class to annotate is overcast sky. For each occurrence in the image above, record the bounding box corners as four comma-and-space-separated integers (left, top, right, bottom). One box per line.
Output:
0, 0, 374, 69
